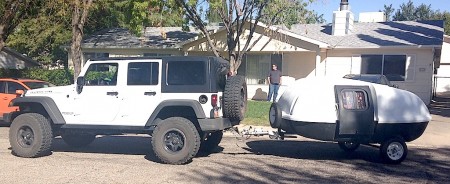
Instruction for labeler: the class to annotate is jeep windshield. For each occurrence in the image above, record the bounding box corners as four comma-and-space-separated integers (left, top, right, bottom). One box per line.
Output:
23, 82, 55, 89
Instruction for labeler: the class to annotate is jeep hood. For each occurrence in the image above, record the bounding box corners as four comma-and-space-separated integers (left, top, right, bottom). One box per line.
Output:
25, 85, 75, 96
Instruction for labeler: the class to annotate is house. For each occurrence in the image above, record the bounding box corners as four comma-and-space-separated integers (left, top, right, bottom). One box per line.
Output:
74, 3, 444, 105
435, 35, 450, 95
0, 47, 40, 69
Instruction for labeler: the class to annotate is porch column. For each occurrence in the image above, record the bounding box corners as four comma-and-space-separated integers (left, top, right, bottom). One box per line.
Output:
315, 48, 321, 76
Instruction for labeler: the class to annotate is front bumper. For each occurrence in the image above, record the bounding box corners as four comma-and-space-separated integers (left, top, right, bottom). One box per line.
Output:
1, 113, 13, 123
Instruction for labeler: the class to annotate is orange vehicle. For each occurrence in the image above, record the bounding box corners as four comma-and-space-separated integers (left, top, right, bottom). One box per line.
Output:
0, 78, 54, 122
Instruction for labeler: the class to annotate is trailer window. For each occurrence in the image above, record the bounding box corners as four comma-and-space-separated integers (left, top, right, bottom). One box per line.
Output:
341, 90, 368, 110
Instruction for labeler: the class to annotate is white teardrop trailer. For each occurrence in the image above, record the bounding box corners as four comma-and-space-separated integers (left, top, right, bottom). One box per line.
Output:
269, 78, 431, 164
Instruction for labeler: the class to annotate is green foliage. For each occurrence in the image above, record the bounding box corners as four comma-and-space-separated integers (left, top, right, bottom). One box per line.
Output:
242, 100, 271, 126
0, 68, 73, 86
260, 0, 321, 27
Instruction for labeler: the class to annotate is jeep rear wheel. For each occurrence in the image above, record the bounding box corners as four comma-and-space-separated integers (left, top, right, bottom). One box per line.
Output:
151, 117, 200, 165
199, 131, 223, 153
61, 132, 96, 148
9, 113, 53, 158
223, 75, 247, 121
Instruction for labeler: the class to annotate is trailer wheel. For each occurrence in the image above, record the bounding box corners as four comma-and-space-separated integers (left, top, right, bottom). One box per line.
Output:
380, 137, 407, 164
269, 103, 282, 128
338, 141, 360, 152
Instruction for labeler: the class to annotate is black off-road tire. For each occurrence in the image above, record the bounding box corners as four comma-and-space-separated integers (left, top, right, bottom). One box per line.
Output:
338, 141, 360, 152
199, 131, 223, 153
380, 137, 408, 164
61, 132, 96, 148
9, 113, 53, 158
223, 75, 247, 121
151, 117, 200, 165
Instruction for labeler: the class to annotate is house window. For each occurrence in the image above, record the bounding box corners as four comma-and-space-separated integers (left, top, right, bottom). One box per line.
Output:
239, 54, 282, 85
361, 55, 406, 81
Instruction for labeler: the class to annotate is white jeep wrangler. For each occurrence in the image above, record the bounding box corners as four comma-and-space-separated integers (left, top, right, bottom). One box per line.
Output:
5, 56, 247, 164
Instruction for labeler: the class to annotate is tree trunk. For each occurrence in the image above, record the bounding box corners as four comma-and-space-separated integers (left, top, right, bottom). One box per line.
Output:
70, 0, 93, 80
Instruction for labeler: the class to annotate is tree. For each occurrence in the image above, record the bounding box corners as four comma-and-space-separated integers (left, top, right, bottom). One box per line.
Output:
381, 4, 395, 21
0, 0, 36, 50
176, 0, 314, 74
393, 0, 416, 21
71, 0, 94, 79
7, 0, 72, 66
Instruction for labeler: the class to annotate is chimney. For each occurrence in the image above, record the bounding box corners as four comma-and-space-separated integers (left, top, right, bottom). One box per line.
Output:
332, 0, 354, 36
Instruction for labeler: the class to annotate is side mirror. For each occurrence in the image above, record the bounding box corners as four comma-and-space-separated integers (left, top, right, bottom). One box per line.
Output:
15, 90, 25, 96
76, 76, 85, 94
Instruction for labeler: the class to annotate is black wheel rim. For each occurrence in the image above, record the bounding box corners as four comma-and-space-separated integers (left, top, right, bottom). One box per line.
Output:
17, 126, 34, 148
163, 129, 185, 153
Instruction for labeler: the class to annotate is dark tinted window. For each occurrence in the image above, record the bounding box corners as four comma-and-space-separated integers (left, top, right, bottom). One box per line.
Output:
84, 63, 118, 86
127, 62, 159, 85
361, 55, 406, 81
7, 82, 26, 94
0, 81, 5, 93
383, 55, 406, 81
361, 55, 382, 74
167, 61, 205, 85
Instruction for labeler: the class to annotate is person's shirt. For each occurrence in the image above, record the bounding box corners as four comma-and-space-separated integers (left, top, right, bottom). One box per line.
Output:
268, 70, 282, 84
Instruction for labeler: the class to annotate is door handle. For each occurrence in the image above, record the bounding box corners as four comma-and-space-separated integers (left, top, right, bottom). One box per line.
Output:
144, 91, 156, 96
106, 92, 118, 96
3, 97, 8, 100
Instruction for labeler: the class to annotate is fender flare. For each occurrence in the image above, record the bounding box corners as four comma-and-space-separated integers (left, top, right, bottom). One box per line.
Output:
145, 100, 206, 126
11, 96, 66, 124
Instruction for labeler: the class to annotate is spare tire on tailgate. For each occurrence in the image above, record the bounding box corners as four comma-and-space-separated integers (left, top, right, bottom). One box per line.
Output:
223, 75, 247, 122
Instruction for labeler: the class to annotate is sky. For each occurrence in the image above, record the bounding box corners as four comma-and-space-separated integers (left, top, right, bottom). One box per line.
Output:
308, 0, 450, 23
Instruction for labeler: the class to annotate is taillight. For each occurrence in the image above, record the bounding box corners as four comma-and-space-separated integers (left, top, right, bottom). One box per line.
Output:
211, 94, 218, 107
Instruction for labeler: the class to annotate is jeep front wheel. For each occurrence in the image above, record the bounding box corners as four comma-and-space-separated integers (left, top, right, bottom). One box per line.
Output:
151, 117, 200, 165
9, 113, 53, 158
61, 132, 96, 148
223, 75, 247, 121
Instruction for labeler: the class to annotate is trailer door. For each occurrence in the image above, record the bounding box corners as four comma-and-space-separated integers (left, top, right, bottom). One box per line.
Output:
335, 86, 375, 141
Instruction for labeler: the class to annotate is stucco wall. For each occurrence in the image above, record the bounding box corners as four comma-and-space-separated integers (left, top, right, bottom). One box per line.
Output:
436, 38, 450, 93
324, 48, 434, 104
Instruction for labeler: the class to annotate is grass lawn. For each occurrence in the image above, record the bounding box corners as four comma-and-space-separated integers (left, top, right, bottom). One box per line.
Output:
242, 100, 271, 126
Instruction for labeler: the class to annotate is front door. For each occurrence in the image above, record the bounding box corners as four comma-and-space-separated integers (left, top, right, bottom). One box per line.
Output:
335, 86, 375, 141
74, 62, 121, 124
0, 81, 26, 117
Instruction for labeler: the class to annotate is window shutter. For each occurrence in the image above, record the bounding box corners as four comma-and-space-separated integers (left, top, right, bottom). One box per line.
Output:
405, 55, 416, 81
351, 55, 361, 74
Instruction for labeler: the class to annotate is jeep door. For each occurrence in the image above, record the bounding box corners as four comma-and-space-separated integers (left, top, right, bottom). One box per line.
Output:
75, 62, 121, 124
116, 60, 161, 126
0, 81, 26, 116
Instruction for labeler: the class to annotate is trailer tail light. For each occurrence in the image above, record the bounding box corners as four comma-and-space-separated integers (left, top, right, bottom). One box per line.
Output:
211, 94, 218, 107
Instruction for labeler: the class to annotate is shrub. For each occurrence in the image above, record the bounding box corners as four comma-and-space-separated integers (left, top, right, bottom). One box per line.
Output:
0, 68, 73, 86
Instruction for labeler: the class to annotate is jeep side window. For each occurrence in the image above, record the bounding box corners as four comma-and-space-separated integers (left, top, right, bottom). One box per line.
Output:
167, 61, 205, 85
127, 62, 159, 85
84, 63, 118, 86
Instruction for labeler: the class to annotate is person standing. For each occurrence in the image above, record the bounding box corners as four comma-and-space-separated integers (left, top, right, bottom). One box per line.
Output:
267, 64, 282, 102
